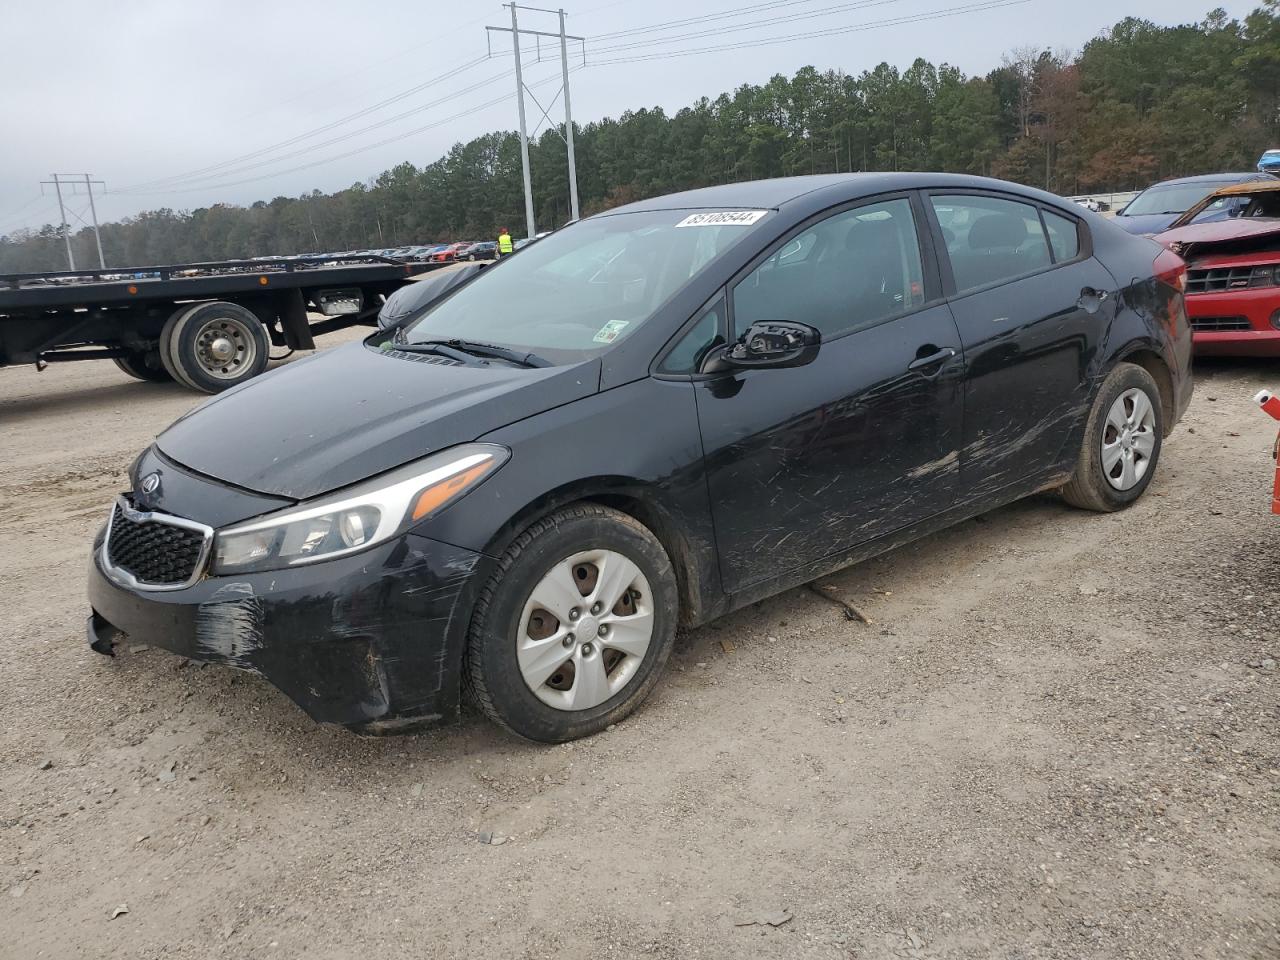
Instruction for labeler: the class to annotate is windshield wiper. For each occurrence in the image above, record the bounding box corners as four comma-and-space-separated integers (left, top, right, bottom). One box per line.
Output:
388, 341, 481, 365
410, 338, 551, 368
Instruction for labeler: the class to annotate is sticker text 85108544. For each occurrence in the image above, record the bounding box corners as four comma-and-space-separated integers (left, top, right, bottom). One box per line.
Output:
675, 211, 768, 228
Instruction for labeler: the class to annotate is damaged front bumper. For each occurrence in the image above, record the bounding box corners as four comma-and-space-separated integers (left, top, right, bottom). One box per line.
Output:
87, 526, 489, 732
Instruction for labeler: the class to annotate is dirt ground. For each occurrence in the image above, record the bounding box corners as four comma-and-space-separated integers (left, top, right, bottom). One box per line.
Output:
1, 332, 1277, 960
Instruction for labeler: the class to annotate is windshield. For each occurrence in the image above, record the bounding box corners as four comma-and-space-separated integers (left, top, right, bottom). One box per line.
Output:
1122, 181, 1238, 217
401, 209, 768, 362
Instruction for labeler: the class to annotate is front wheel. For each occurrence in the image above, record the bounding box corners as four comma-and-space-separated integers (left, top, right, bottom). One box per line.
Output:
465, 504, 678, 742
1060, 362, 1164, 512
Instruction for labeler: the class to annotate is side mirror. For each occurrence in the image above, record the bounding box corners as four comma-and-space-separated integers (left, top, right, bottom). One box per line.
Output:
705, 321, 820, 372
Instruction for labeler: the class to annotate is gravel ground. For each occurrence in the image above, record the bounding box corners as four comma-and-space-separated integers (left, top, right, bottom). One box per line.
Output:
1, 334, 1277, 960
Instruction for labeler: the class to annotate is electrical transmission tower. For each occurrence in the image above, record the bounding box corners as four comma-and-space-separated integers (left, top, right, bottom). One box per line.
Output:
486, 5, 585, 240
40, 173, 107, 270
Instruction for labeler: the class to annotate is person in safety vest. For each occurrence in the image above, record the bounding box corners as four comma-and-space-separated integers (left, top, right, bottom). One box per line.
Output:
497, 228, 514, 257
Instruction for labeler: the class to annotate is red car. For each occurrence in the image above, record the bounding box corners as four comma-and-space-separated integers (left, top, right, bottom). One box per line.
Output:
431, 242, 470, 264
1157, 180, 1280, 356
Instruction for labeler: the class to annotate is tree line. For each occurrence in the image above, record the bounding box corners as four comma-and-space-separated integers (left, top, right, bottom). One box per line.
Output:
2, 3, 1277, 273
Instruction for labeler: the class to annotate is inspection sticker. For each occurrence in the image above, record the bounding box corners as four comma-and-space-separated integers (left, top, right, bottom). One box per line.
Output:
674, 210, 768, 228
593, 319, 631, 344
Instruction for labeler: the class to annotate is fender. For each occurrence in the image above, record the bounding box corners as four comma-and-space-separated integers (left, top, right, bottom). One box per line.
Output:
412, 375, 725, 626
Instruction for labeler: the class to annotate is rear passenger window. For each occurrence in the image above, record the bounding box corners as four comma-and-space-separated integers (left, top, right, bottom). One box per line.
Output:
732, 197, 925, 340
1042, 210, 1081, 262
931, 195, 1052, 294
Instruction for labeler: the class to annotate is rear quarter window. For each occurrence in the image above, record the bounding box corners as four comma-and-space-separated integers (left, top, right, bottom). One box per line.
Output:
1042, 210, 1081, 262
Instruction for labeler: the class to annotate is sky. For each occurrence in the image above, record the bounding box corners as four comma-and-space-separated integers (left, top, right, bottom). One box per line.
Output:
0, 0, 1259, 236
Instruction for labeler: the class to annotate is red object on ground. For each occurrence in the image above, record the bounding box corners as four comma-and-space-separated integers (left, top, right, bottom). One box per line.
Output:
1257, 389, 1280, 421
1258, 390, 1280, 515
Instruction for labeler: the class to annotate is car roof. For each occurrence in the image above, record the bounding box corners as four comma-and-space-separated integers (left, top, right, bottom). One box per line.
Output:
600, 172, 1062, 215
1143, 172, 1268, 188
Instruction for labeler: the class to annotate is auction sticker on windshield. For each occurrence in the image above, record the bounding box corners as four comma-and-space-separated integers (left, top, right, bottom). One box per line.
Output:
593, 319, 631, 344
675, 211, 768, 228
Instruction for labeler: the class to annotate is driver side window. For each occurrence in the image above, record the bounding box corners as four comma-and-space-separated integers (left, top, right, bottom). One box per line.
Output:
731, 198, 925, 340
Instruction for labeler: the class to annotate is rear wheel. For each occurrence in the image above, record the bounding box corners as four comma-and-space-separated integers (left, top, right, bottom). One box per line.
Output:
113, 349, 172, 383
1060, 362, 1163, 512
466, 504, 678, 742
160, 301, 270, 393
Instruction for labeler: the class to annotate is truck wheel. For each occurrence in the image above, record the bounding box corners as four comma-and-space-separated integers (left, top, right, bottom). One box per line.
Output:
113, 350, 172, 383
160, 302, 270, 393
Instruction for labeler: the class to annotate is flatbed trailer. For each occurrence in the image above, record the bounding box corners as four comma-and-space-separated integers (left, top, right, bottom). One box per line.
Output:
0, 254, 441, 393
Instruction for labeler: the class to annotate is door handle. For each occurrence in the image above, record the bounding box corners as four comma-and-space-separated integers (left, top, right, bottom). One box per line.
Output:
907, 346, 957, 374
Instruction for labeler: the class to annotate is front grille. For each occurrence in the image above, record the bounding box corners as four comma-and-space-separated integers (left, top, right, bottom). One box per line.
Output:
1190, 315, 1251, 332
1187, 264, 1276, 294
106, 501, 209, 587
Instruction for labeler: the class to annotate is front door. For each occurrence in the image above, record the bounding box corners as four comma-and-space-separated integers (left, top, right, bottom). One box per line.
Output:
926, 193, 1117, 496
694, 195, 965, 595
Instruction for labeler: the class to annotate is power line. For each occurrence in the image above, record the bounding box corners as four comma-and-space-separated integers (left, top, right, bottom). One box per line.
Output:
124, 67, 578, 197
113, 65, 516, 194
593, 0, 834, 39
0, 199, 61, 236
115, 55, 492, 193
588, 0, 907, 55
587, 0, 1031, 63
234, 12, 494, 125
0, 195, 44, 225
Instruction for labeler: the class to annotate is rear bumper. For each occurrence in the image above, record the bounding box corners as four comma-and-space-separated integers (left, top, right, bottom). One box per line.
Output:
1188, 289, 1280, 356
87, 527, 490, 732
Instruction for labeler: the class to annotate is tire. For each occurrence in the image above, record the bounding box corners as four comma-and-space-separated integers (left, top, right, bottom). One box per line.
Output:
465, 503, 678, 742
113, 349, 172, 383
159, 301, 270, 394
1060, 362, 1164, 512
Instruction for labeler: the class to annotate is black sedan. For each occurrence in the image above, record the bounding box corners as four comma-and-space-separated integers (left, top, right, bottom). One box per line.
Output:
87, 173, 1192, 742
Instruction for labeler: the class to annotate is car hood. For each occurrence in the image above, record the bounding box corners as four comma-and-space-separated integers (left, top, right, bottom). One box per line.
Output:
1156, 218, 1280, 258
156, 340, 601, 500
1112, 213, 1180, 235
1157, 218, 1280, 245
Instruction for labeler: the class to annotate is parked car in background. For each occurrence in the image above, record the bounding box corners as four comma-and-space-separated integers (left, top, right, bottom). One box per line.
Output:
462, 241, 497, 261
1156, 179, 1280, 356
1114, 173, 1271, 235
87, 173, 1190, 741
432, 242, 470, 263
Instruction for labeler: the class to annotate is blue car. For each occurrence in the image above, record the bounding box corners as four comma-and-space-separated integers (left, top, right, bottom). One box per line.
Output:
1113, 172, 1272, 235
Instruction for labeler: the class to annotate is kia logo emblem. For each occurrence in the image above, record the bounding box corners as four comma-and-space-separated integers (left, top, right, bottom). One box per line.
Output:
140, 473, 161, 495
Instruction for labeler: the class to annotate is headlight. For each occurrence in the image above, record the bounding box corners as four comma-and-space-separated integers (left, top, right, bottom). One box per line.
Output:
212, 443, 508, 574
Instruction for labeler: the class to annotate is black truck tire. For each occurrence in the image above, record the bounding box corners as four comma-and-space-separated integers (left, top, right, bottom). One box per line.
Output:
113, 350, 173, 383
160, 301, 271, 393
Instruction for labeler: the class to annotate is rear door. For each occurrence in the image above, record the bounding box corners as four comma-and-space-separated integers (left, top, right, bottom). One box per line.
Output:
925, 192, 1116, 496
688, 194, 965, 595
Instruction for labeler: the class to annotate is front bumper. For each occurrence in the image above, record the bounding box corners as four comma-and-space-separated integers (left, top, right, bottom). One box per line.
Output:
87, 527, 490, 732
1188, 289, 1280, 357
